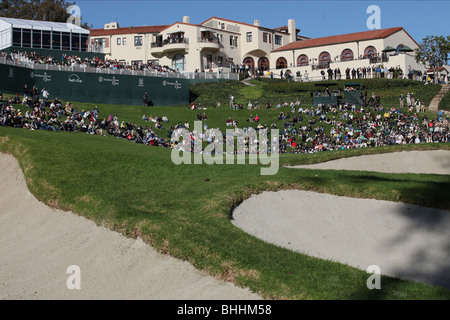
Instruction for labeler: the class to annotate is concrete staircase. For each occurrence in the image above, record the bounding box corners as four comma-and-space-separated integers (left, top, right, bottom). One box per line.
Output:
428, 84, 450, 111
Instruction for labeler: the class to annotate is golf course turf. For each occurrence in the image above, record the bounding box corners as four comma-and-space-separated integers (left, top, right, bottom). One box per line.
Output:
0, 78, 449, 299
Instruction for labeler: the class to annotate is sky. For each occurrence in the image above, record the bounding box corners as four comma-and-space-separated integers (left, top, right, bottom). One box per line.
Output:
75, 0, 450, 43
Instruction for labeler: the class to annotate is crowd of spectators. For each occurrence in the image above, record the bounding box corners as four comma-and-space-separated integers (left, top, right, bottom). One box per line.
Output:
0, 90, 170, 148
1, 51, 177, 74
278, 102, 449, 154
168, 91, 450, 155
319, 65, 410, 81
1, 83, 449, 155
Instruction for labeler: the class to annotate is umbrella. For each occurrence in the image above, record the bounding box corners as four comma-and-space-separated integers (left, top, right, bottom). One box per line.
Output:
382, 46, 396, 52
398, 45, 414, 52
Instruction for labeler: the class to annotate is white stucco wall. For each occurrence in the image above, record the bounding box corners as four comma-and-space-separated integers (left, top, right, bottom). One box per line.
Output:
267, 29, 428, 81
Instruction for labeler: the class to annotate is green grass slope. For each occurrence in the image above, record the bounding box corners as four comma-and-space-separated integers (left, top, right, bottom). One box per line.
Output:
190, 78, 441, 109
0, 78, 449, 299
0, 126, 449, 300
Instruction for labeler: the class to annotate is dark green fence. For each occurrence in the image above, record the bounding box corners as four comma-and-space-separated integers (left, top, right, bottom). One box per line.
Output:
0, 63, 189, 106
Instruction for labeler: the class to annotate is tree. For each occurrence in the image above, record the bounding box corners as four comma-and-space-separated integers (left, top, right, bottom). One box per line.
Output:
0, 0, 90, 29
415, 35, 450, 84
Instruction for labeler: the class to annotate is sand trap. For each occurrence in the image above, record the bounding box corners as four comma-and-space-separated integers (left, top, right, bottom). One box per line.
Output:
0, 153, 261, 300
232, 190, 450, 290
286, 150, 450, 175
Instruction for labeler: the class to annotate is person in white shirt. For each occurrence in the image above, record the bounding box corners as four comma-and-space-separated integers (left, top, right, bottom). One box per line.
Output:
41, 88, 49, 103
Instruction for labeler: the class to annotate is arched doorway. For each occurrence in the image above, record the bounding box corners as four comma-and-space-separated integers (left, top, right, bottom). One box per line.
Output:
258, 57, 270, 71
243, 57, 255, 71
276, 57, 287, 69
364, 46, 377, 58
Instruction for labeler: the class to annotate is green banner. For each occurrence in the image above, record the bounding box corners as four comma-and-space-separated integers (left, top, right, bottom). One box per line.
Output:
344, 91, 362, 105
313, 96, 339, 107
0, 63, 189, 106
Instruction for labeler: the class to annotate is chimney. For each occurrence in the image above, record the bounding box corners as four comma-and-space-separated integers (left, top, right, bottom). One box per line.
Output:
254, 20, 260, 27
288, 19, 296, 43
183, 16, 190, 24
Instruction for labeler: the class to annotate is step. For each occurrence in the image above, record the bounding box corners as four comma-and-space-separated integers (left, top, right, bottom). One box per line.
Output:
428, 85, 450, 111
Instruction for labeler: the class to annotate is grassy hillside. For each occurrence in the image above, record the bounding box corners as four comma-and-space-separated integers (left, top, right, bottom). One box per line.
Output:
0, 79, 449, 299
439, 90, 450, 111
190, 78, 441, 109
1, 125, 450, 300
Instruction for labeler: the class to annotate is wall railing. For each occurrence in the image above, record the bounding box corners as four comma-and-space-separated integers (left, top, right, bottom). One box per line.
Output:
0, 56, 239, 80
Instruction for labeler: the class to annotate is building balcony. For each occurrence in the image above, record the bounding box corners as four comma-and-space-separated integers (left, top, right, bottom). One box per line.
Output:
197, 37, 220, 51
150, 38, 189, 55
163, 40, 189, 53
149, 43, 165, 56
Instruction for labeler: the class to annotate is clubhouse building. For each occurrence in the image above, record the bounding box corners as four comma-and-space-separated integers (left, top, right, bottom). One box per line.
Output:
0, 16, 436, 81
90, 16, 430, 80
90, 16, 308, 73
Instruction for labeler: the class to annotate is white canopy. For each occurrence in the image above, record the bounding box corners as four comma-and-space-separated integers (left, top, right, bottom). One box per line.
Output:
0, 17, 90, 34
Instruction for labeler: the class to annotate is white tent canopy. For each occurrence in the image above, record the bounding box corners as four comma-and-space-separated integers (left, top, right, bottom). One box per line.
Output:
0, 17, 90, 34
0, 17, 90, 51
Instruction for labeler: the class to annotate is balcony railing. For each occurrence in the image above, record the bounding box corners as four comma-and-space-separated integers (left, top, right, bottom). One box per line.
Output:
88, 43, 104, 54
151, 38, 189, 48
198, 37, 219, 44
0, 56, 239, 80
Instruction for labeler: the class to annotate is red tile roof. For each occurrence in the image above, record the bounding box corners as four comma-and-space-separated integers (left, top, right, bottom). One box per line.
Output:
427, 67, 448, 72
159, 21, 201, 33
273, 27, 405, 52
90, 25, 168, 36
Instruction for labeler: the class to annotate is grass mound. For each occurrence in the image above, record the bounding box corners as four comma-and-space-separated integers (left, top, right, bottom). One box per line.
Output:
190, 78, 441, 108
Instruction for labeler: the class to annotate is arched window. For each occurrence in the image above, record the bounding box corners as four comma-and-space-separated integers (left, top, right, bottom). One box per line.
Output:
276, 57, 287, 69
364, 46, 377, 58
243, 56, 255, 70
297, 54, 309, 67
318, 51, 330, 68
258, 57, 270, 70
172, 54, 186, 71
340, 49, 354, 62
396, 44, 405, 55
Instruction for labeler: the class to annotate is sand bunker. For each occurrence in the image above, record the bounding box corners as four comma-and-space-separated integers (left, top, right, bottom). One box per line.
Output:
0, 153, 261, 300
286, 150, 450, 175
232, 189, 450, 290
234, 150, 450, 289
